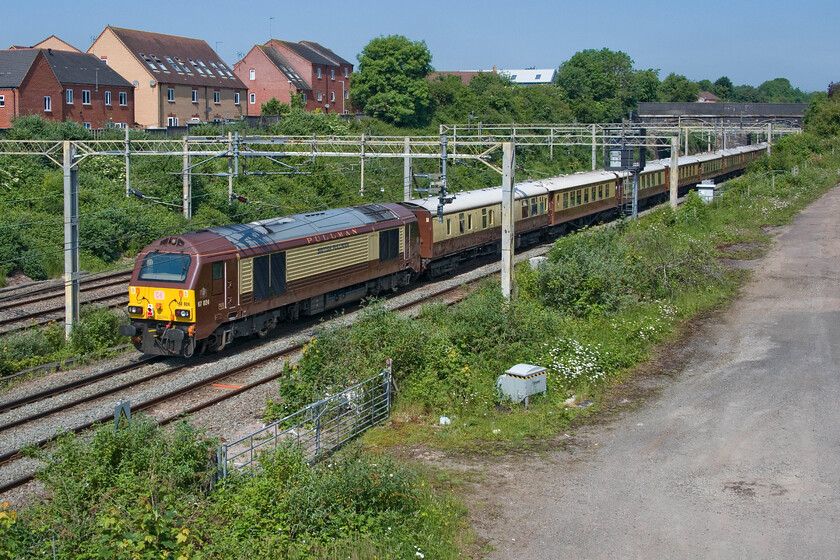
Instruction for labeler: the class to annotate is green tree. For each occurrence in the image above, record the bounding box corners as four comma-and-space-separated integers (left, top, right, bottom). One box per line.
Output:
804, 92, 840, 137
731, 84, 767, 102
350, 35, 434, 127
631, 69, 661, 105
260, 97, 289, 115
758, 78, 809, 103
713, 76, 733, 100
555, 48, 636, 122
657, 73, 700, 102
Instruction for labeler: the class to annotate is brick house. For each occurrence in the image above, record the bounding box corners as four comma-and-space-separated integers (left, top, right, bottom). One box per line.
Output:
234, 40, 352, 114
88, 26, 247, 128
0, 49, 134, 129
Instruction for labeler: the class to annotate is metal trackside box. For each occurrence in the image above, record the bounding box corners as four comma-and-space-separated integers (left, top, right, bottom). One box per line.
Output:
496, 363, 547, 404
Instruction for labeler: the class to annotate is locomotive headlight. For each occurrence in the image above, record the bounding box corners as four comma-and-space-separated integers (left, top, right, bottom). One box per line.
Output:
128, 305, 143, 314
175, 309, 191, 319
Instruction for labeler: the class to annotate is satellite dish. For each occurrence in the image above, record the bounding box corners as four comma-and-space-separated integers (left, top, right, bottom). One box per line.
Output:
149, 80, 156, 87
132, 80, 139, 88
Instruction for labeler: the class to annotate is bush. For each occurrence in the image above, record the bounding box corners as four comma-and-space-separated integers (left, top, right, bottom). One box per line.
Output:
530, 226, 635, 316
69, 306, 128, 355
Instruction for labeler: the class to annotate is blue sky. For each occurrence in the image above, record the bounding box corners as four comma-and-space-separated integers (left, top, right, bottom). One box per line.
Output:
3, 0, 837, 92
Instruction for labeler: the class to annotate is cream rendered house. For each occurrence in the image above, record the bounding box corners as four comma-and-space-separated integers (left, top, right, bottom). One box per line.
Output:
88, 26, 247, 128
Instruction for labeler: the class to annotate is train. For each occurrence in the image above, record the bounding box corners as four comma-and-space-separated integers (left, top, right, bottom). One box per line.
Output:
119, 143, 767, 357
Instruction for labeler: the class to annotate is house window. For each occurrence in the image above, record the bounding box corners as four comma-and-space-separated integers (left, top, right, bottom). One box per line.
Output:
83, 122, 91, 130
234, 92, 240, 105
119, 92, 127, 106
301, 93, 307, 103
317, 90, 322, 102
191, 89, 198, 103
82, 90, 91, 105
66, 89, 73, 104
330, 69, 335, 80
0, 95, 4, 107
344, 68, 348, 78
105, 91, 111, 106
344, 90, 349, 99
249, 68, 255, 80
330, 91, 335, 102
44, 96, 51, 111
249, 93, 256, 104
317, 68, 322, 79
167, 88, 175, 102
214, 91, 220, 104
167, 116, 178, 126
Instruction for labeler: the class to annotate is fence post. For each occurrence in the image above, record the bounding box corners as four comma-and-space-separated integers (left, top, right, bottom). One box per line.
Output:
386, 358, 393, 417
314, 402, 322, 457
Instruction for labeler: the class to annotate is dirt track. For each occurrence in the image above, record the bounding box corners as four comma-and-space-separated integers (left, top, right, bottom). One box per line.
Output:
462, 186, 840, 559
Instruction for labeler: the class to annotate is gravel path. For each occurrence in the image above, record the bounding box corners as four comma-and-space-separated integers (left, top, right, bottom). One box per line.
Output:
460, 186, 840, 559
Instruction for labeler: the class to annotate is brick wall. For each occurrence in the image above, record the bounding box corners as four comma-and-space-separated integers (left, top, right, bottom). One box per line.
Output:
17, 53, 63, 123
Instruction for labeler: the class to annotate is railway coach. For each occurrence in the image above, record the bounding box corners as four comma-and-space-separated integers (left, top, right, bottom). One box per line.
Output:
120, 203, 420, 356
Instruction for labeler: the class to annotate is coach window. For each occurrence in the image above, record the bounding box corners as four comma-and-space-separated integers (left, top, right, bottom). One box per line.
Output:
459, 213, 465, 234
520, 200, 528, 219
446, 218, 451, 236
563, 192, 569, 209
482, 208, 487, 228
467, 214, 473, 230
598, 185, 603, 199
489, 209, 495, 226
584, 189, 589, 204
530, 197, 538, 216
539, 197, 546, 214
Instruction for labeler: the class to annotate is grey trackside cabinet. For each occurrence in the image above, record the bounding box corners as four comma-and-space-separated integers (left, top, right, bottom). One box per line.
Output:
496, 363, 547, 404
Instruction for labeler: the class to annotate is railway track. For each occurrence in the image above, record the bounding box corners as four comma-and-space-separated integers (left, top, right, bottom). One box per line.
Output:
0, 270, 131, 335
0, 275, 477, 496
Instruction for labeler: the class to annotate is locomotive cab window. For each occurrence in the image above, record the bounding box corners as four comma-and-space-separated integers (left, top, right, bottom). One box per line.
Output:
212, 261, 224, 280
139, 252, 191, 282
379, 229, 400, 261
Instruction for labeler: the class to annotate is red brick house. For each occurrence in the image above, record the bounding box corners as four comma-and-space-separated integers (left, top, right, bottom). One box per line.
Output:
89, 27, 247, 128
0, 49, 134, 129
234, 40, 352, 114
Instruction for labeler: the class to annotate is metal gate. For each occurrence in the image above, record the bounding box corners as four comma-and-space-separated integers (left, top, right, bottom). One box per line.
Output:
216, 361, 392, 481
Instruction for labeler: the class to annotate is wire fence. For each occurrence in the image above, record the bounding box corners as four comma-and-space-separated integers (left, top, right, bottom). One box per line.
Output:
215, 360, 393, 482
